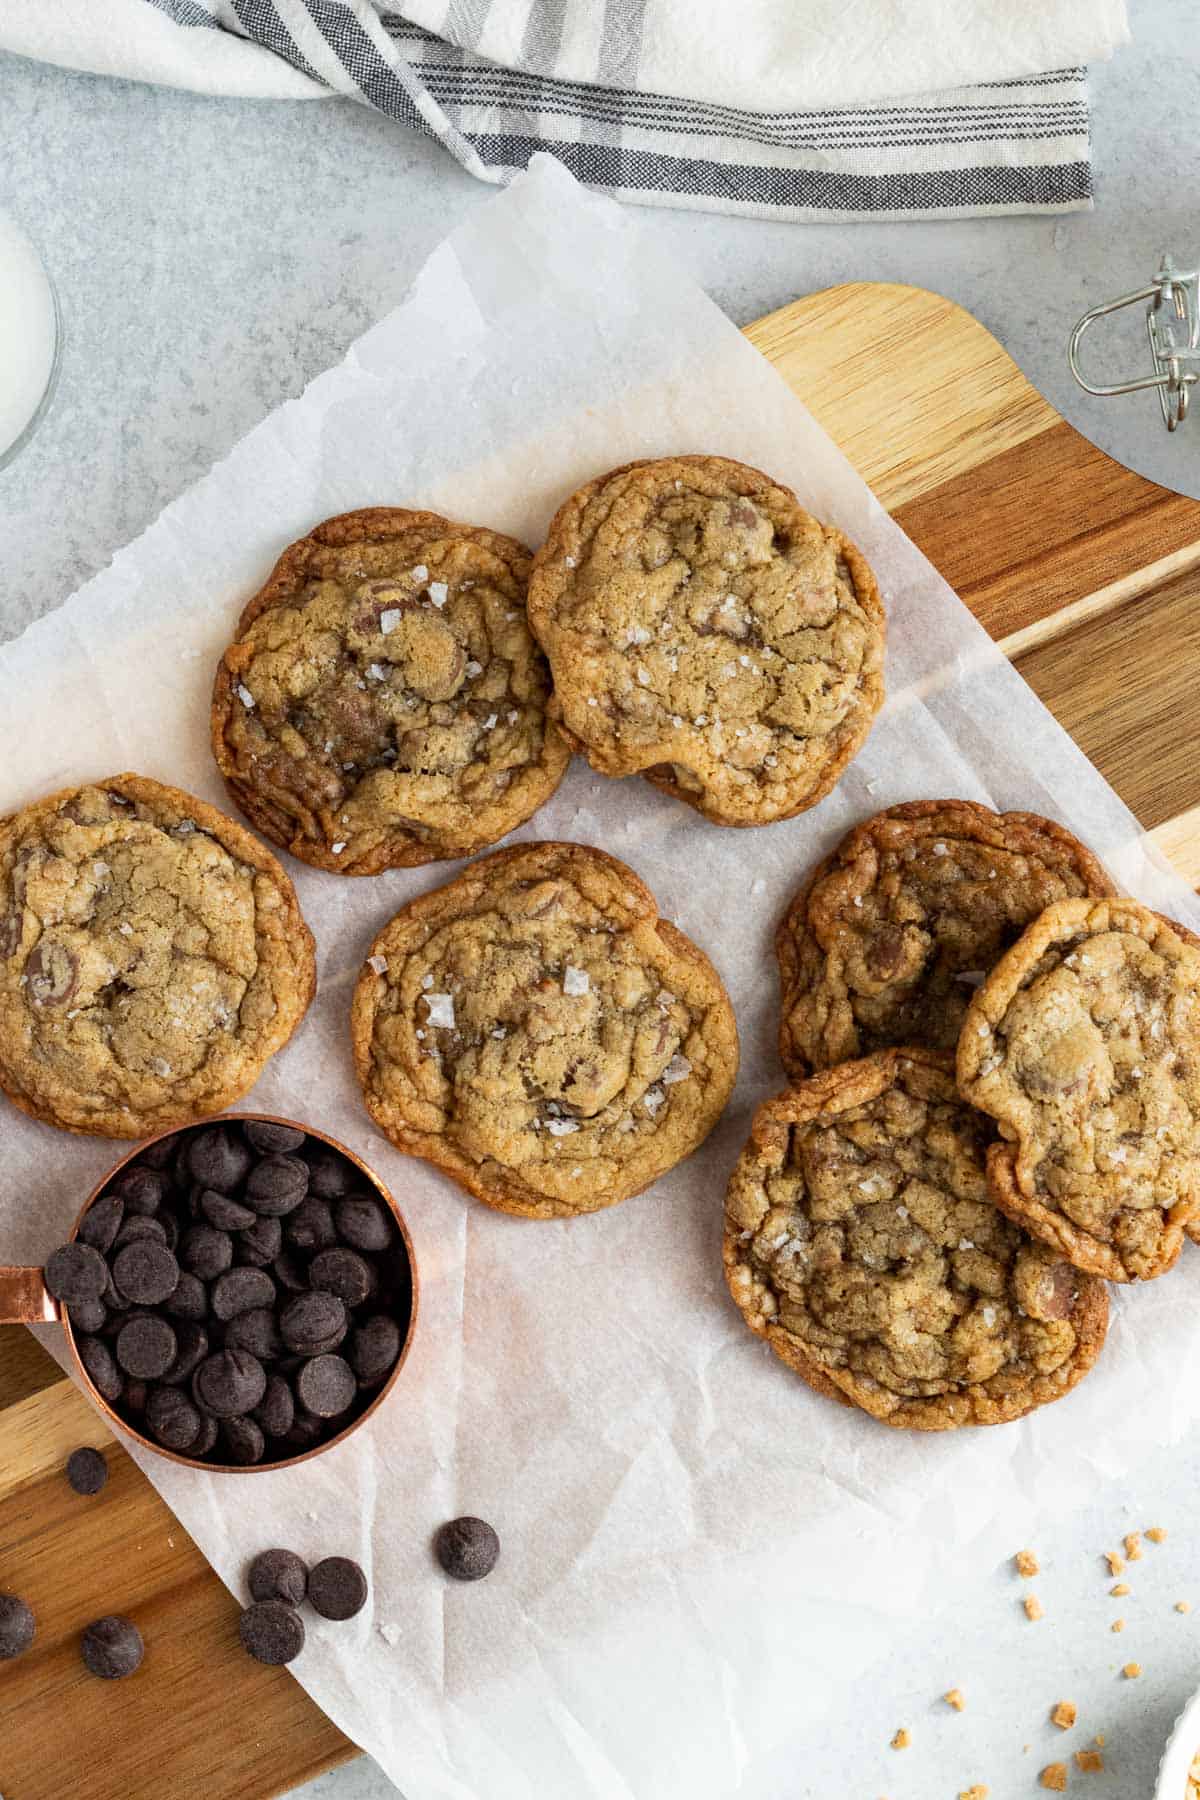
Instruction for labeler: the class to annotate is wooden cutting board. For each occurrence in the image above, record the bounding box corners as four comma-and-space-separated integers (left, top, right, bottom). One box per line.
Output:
3, 282, 1199, 1800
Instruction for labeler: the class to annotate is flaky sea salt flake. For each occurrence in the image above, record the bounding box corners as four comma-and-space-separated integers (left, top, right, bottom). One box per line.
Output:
563, 966, 590, 997
379, 609, 401, 635
662, 1054, 691, 1085
428, 581, 449, 608
237, 685, 255, 708
424, 993, 456, 1029
367, 955, 388, 975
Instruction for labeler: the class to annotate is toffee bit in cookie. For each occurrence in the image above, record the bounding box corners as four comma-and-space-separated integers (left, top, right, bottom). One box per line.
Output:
1051, 1701, 1077, 1730
889, 1728, 910, 1750
1074, 1750, 1103, 1773
1123, 1532, 1142, 1561
1146, 1526, 1167, 1544
1039, 1766, 1067, 1793
943, 1688, 966, 1711
1024, 1595, 1044, 1622
1122, 1661, 1141, 1676
1015, 1550, 1041, 1578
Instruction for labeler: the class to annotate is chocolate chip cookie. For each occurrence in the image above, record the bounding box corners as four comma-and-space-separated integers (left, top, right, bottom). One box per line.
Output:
958, 898, 1200, 1283
724, 1048, 1108, 1429
0, 776, 315, 1137
211, 508, 570, 874
777, 800, 1115, 1077
525, 456, 885, 827
351, 841, 739, 1218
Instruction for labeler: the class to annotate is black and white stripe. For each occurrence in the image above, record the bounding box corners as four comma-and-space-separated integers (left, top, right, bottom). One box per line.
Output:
141, 0, 1096, 220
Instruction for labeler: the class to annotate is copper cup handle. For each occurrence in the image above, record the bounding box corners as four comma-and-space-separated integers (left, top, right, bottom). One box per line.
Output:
0, 1267, 61, 1324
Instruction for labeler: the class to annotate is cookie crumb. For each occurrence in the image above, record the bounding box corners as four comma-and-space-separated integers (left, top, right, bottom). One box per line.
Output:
1146, 1526, 1167, 1544
1074, 1750, 1104, 1773
1123, 1532, 1142, 1562
959, 1788, 988, 1799
1105, 1551, 1124, 1576
1177, 1601, 1191, 1614
943, 1688, 965, 1711
1110, 1583, 1129, 1596
1122, 1661, 1141, 1677
1111, 1619, 1125, 1633
1040, 1764, 1067, 1792
1024, 1594, 1044, 1621
1051, 1701, 1077, 1730
1093, 1734, 1105, 1748
1015, 1550, 1040, 1578
890, 1728, 910, 1751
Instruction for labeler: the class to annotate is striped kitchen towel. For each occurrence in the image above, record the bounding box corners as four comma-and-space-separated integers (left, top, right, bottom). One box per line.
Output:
6, 0, 1131, 221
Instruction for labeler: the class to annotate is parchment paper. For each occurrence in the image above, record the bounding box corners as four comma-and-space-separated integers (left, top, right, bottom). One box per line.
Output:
3, 156, 1200, 1800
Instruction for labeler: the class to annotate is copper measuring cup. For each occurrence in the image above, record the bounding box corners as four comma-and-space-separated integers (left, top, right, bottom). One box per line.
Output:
0, 1112, 419, 1474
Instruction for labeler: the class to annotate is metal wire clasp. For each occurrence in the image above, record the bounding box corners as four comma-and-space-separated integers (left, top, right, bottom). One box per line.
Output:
1069, 254, 1200, 432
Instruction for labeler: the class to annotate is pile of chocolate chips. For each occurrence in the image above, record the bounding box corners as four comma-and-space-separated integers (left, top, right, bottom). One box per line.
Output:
45, 1119, 411, 1467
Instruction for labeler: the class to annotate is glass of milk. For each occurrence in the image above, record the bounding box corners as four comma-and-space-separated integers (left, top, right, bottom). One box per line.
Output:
0, 207, 61, 472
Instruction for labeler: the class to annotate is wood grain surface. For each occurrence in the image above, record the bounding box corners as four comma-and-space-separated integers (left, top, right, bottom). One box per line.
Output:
3, 282, 1199, 1800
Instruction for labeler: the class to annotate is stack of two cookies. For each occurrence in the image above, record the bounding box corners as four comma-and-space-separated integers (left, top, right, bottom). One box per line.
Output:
725, 801, 1200, 1431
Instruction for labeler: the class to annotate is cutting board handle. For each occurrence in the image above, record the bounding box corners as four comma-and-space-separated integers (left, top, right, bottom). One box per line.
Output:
0, 1267, 61, 1324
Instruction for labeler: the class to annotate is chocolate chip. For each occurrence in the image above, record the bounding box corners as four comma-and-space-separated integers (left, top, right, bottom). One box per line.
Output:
248, 1548, 308, 1607
282, 1408, 323, 1450
335, 1196, 392, 1253
114, 1214, 168, 1249
192, 1412, 219, 1457
146, 1386, 201, 1451
27, 939, 78, 1007
78, 1334, 123, 1403
349, 1315, 402, 1387
193, 1348, 267, 1418
137, 1137, 175, 1170
68, 1296, 108, 1334
239, 1600, 304, 1665
45, 1242, 109, 1304
296, 1354, 356, 1419
211, 1267, 276, 1322
284, 1198, 336, 1255
66, 1447, 108, 1495
237, 1215, 282, 1267
113, 1167, 169, 1216
433, 1517, 499, 1582
222, 1416, 266, 1465
160, 1320, 209, 1386
253, 1375, 295, 1439
164, 1270, 207, 1322
245, 1156, 309, 1217
155, 1209, 181, 1252
225, 1307, 283, 1361
272, 1250, 310, 1293
0, 1594, 35, 1659
81, 1615, 144, 1680
309, 1248, 374, 1310
101, 1271, 131, 1316
78, 1191, 125, 1254
199, 1189, 257, 1231
116, 1315, 177, 1379
123, 1378, 148, 1414
305, 1148, 356, 1199
179, 1225, 233, 1281
111, 1241, 179, 1306
188, 1126, 252, 1194
244, 1121, 306, 1155
280, 1291, 347, 1356
307, 1557, 367, 1621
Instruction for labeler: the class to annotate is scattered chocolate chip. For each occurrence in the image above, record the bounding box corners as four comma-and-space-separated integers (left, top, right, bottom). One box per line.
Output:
246, 1156, 309, 1217
307, 1556, 368, 1621
164, 1271, 208, 1322
335, 1197, 392, 1253
146, 1386, 202, 1451
222, 1416, 266, 1465
67, 1296, 108, 1334
280, 1291, 347, 1356
244, 1121, 306, 1155
114, 1214, 168, 1249
248, 1548, 308, 1607
188, 1126, 252, 1194
77, 1191, 124, 1254
309, 1247, 374, 1309
225, 1306, 283, 1361
296, 1354, 356, 1419
192, 1412, 220, 1457
285, 1198, 337, 1255
111, 1241, 179, 1306
272, 1250, 310, 1293
0, 1594, 36, 1659
305, 1149, 356, 1199
81, 1615, 144, 1680
113, 1167, 169, 1216
237, 1215, 283, 1267
45, 1242, 109, 1305
179, 1225, 234, 1281
434, 1517, 499, 1582
211, 1266, 276, 1322
161, 1320, 209, 1386
199, 1189, 257, 1231
116, 1315, 178, 1380
78, 1334, 123, 1404
66, 1447, 109, 1495
349, 1315, 402, 1387
253, 1375, 295, 1439
193, 1348, 267, 1418
239, 1600, 304, 1665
